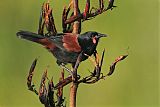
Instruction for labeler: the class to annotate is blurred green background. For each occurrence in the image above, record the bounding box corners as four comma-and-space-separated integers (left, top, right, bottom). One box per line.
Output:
0, 0, 159, 107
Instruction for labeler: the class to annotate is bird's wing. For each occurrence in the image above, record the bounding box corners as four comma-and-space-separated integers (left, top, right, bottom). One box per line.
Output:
49, 33, 81, 52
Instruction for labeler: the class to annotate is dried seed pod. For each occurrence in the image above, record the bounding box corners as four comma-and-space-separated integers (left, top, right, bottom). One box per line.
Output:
107, 55, 128, 76
27, 58, 38, 95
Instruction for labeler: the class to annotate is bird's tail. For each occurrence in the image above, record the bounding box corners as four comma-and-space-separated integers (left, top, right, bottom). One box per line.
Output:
16, 31, 45, 44
17, 31, 56, 49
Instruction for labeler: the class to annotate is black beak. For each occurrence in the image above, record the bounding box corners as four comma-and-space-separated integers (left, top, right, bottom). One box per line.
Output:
97, 33, 107, 38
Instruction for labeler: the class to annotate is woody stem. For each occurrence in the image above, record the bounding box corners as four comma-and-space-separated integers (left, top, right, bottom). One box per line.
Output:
69, 0, 80, 107
72, 0, 80, 34
69, 82, 78, 107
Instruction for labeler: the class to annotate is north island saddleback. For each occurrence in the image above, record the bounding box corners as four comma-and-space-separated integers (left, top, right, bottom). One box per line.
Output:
17, 31, 107, 71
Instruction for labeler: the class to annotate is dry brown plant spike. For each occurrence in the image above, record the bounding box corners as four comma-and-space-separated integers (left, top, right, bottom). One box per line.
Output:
23, 0, 127, 107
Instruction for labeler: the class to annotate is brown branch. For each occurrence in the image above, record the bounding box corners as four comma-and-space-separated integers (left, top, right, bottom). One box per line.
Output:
69, 82, 78, 107
69, 0, 81, 107
69, 51, 83, 107
83, 0, 90, 20
72, 0, 81, 34
78, 53, 128, 84
78, 50, 105, 84
26, 53, 127, 106
62, 0, 116, 33
65, 0, 116, 24
54, 75, 80, 90
56, 70, 65, 106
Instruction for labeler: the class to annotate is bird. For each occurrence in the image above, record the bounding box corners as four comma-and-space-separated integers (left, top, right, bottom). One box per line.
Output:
16, 31, 107, 71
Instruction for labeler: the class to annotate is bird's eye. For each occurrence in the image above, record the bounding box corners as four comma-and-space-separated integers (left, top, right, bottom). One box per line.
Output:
91, 33, 97, 38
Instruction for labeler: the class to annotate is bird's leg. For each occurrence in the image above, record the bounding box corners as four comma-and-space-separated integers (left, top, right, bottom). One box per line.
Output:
59, 63, 73, 76
84, 53, 99, 68
71, 52, 83, 82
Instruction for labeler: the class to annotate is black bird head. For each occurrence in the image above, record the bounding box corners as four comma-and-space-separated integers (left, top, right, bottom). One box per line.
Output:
78, 31, 107, 55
